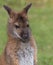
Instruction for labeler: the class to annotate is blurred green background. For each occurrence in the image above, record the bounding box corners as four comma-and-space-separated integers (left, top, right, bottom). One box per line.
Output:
0, 0, 53, 65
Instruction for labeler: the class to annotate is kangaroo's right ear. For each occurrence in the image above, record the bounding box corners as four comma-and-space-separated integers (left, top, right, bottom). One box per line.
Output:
3, 5, 12, 16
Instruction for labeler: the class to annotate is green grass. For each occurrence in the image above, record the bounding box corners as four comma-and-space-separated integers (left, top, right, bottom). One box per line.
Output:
0, 0, 53, 65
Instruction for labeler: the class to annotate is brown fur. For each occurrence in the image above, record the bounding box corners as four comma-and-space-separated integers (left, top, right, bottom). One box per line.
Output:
0, 4, 37, 65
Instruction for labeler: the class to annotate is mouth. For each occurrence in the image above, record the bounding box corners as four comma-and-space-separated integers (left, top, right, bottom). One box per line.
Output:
18, 36, 29, 43
21, 37, 29, 43
20, 32, 30, 43
20, 34, 30, 43
14, 31, 29, 43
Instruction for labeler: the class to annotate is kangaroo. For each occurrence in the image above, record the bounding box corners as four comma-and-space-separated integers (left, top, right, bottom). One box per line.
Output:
0, 3, 37, 65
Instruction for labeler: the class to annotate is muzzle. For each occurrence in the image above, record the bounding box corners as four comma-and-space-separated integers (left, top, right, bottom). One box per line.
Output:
20, 31, 29, 42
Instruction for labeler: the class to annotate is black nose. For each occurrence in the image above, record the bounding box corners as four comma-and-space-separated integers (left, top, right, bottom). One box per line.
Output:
23, 34, 28, 39
21, 32, 29, 39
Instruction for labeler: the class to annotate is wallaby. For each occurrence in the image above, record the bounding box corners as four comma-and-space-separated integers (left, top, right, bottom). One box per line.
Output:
0, 3, 37, 65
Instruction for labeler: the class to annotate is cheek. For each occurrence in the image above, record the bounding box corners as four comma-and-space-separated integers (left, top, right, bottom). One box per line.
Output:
17, 29, 21, 35
14, 28, 21, 35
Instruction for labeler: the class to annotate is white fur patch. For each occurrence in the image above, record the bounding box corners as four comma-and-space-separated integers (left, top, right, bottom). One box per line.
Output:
14, 31, 22, 39
17, 42, 34, 65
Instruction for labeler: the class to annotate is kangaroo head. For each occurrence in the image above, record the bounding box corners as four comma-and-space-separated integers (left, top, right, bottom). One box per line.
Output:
4, 3, 32, 42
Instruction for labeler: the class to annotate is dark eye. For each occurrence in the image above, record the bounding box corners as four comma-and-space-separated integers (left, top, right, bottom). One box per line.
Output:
27, 24, 29, 27
15, 25, 20, 28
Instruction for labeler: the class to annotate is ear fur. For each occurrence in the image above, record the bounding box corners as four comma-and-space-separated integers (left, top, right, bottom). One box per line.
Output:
24, 3, 32, 14
3, 5, 12, 15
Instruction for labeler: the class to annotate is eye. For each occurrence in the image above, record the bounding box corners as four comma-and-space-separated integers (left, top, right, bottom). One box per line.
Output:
15, 25, 20, 28
27, 24, 29, 27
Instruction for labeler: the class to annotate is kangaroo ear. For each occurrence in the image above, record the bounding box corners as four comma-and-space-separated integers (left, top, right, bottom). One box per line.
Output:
24, 3, 32, 14
3, 5, 12, 15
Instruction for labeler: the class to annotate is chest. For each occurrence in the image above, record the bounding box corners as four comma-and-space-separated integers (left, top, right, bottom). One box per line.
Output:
17, 43, 34, 65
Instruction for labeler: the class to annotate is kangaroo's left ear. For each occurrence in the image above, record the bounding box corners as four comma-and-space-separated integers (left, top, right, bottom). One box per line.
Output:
23, 3, 32, 14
